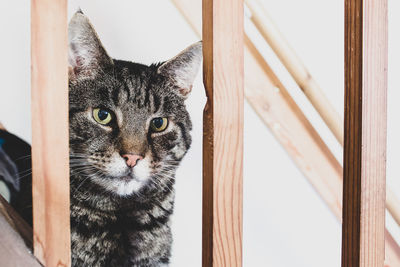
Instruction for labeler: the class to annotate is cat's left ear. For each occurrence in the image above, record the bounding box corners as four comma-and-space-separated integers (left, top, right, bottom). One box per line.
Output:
158, 42, 202, 98
68, 11, 113, 80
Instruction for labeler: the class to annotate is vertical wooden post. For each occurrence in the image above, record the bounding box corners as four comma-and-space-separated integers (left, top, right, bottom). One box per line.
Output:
342, 0, 388, 266
31, 0, 70, 266
202, 0, 244, 266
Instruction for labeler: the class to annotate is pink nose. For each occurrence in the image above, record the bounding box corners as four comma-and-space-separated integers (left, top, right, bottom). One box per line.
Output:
122, 154, 143, 168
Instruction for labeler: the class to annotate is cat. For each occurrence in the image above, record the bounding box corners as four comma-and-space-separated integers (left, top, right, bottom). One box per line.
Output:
67, 11, 201, 266
2, 10, 202, 267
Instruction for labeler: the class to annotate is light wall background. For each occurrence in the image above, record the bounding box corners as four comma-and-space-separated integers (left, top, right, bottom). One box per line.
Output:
0, 1, 399, 266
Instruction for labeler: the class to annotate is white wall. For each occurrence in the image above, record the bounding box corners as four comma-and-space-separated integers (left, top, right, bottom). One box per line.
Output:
1, 1, 399, 266
0, 1, 31, 141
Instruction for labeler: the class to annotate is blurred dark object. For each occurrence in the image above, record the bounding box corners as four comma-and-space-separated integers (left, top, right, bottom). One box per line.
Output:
0, 129, 32, 226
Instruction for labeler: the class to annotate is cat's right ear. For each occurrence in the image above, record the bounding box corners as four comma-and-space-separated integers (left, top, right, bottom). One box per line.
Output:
157, 42, 202, 99
68, 11, 113, 81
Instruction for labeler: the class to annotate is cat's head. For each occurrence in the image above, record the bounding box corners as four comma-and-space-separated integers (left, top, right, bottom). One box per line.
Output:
68, 11, 201, 197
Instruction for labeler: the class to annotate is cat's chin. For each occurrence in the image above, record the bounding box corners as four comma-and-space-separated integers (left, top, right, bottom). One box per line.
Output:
113, 178, 144, 196
118, 175, 136, 183
92, 175, 145, 197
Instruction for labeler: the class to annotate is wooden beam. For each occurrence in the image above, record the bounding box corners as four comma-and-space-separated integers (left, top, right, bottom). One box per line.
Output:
245, 0, 344, 146
245, 37, 344, 216
172, 0, 342, 218
246, 0, 400, 230
31, 0, 71, 266
170, 1, 400, 266
387, 190, 400, 230
202, 0, 244, 266
342, 0, 388, 266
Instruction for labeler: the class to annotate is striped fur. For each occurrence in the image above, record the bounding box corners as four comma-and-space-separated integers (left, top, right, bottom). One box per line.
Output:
68, 12, 201, 266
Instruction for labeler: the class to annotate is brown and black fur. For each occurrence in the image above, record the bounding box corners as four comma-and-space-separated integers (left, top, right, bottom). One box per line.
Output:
1, 11, 201, 267
70, 172, 175, 266
66, 11, 201, 266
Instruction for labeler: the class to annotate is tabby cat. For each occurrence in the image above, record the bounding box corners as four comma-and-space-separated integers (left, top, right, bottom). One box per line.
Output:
66, 11, 201, 266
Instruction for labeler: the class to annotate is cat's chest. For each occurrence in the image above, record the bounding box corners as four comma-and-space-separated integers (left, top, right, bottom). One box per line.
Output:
70, 202, 168, 246
70, 200, 172, 266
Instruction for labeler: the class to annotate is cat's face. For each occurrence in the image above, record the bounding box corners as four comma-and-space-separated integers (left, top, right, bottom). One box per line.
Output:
68, 12, 201, 197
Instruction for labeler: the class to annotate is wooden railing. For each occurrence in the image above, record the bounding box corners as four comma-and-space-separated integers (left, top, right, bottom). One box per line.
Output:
342, 0, 388, 266
172, 0, 399, 266
202, 0, 243, 266
26, 0, 398, 266
31, 0, 70, 266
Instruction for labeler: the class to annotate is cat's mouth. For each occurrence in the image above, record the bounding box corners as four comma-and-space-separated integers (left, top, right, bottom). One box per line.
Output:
118, 175, 135, 182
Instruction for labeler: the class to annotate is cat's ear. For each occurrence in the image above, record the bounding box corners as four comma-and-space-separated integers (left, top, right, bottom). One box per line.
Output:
158, 42, 202, 98
68, 11, 113, 80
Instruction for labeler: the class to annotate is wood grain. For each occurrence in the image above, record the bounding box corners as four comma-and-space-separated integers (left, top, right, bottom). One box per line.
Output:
202, 0, 244, 266
247, 0, 400, 230
31, 0, 71, 266
172, 0, 342, 218
342, 0, 388, 266
245, 0, 344, 146
170, 0, 400, 266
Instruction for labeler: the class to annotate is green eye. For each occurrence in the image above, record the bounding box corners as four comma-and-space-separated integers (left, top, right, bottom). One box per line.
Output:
93, 108, 112, 125
150, 117, 168, 132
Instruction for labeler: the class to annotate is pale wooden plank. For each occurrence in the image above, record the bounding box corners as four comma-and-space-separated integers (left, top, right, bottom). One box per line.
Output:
245, 37, 343, 217
387, 190, 400, 230
342, 0, 388, 266
170, 1, 400, 266
173, 0, 342, 222
202, 0, 244, 266
247, 0, 400, 230
244, 0, 344, 146
31, 0, 70, 266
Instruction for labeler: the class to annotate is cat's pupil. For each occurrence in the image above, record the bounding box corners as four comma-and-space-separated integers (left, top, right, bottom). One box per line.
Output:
98, 110, 109, 121
153, 118, 163, 128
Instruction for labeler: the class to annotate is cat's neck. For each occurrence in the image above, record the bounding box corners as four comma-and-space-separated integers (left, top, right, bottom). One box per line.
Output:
70, 172, 175, 213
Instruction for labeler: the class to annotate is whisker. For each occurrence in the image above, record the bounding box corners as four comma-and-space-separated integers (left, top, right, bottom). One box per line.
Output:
13, 154, 32, 162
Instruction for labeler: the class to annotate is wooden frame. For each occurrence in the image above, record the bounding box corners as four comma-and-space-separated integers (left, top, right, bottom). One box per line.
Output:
23, 0, 398, 266
171, 0, 343, 219
29, 0, 245, 266
202, 0, 244, 266
245, 0, 400, 229
172, 0, 399, 266
31, 0, 71, 266
342, 0, 388, 266
244, 0, 344, 146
